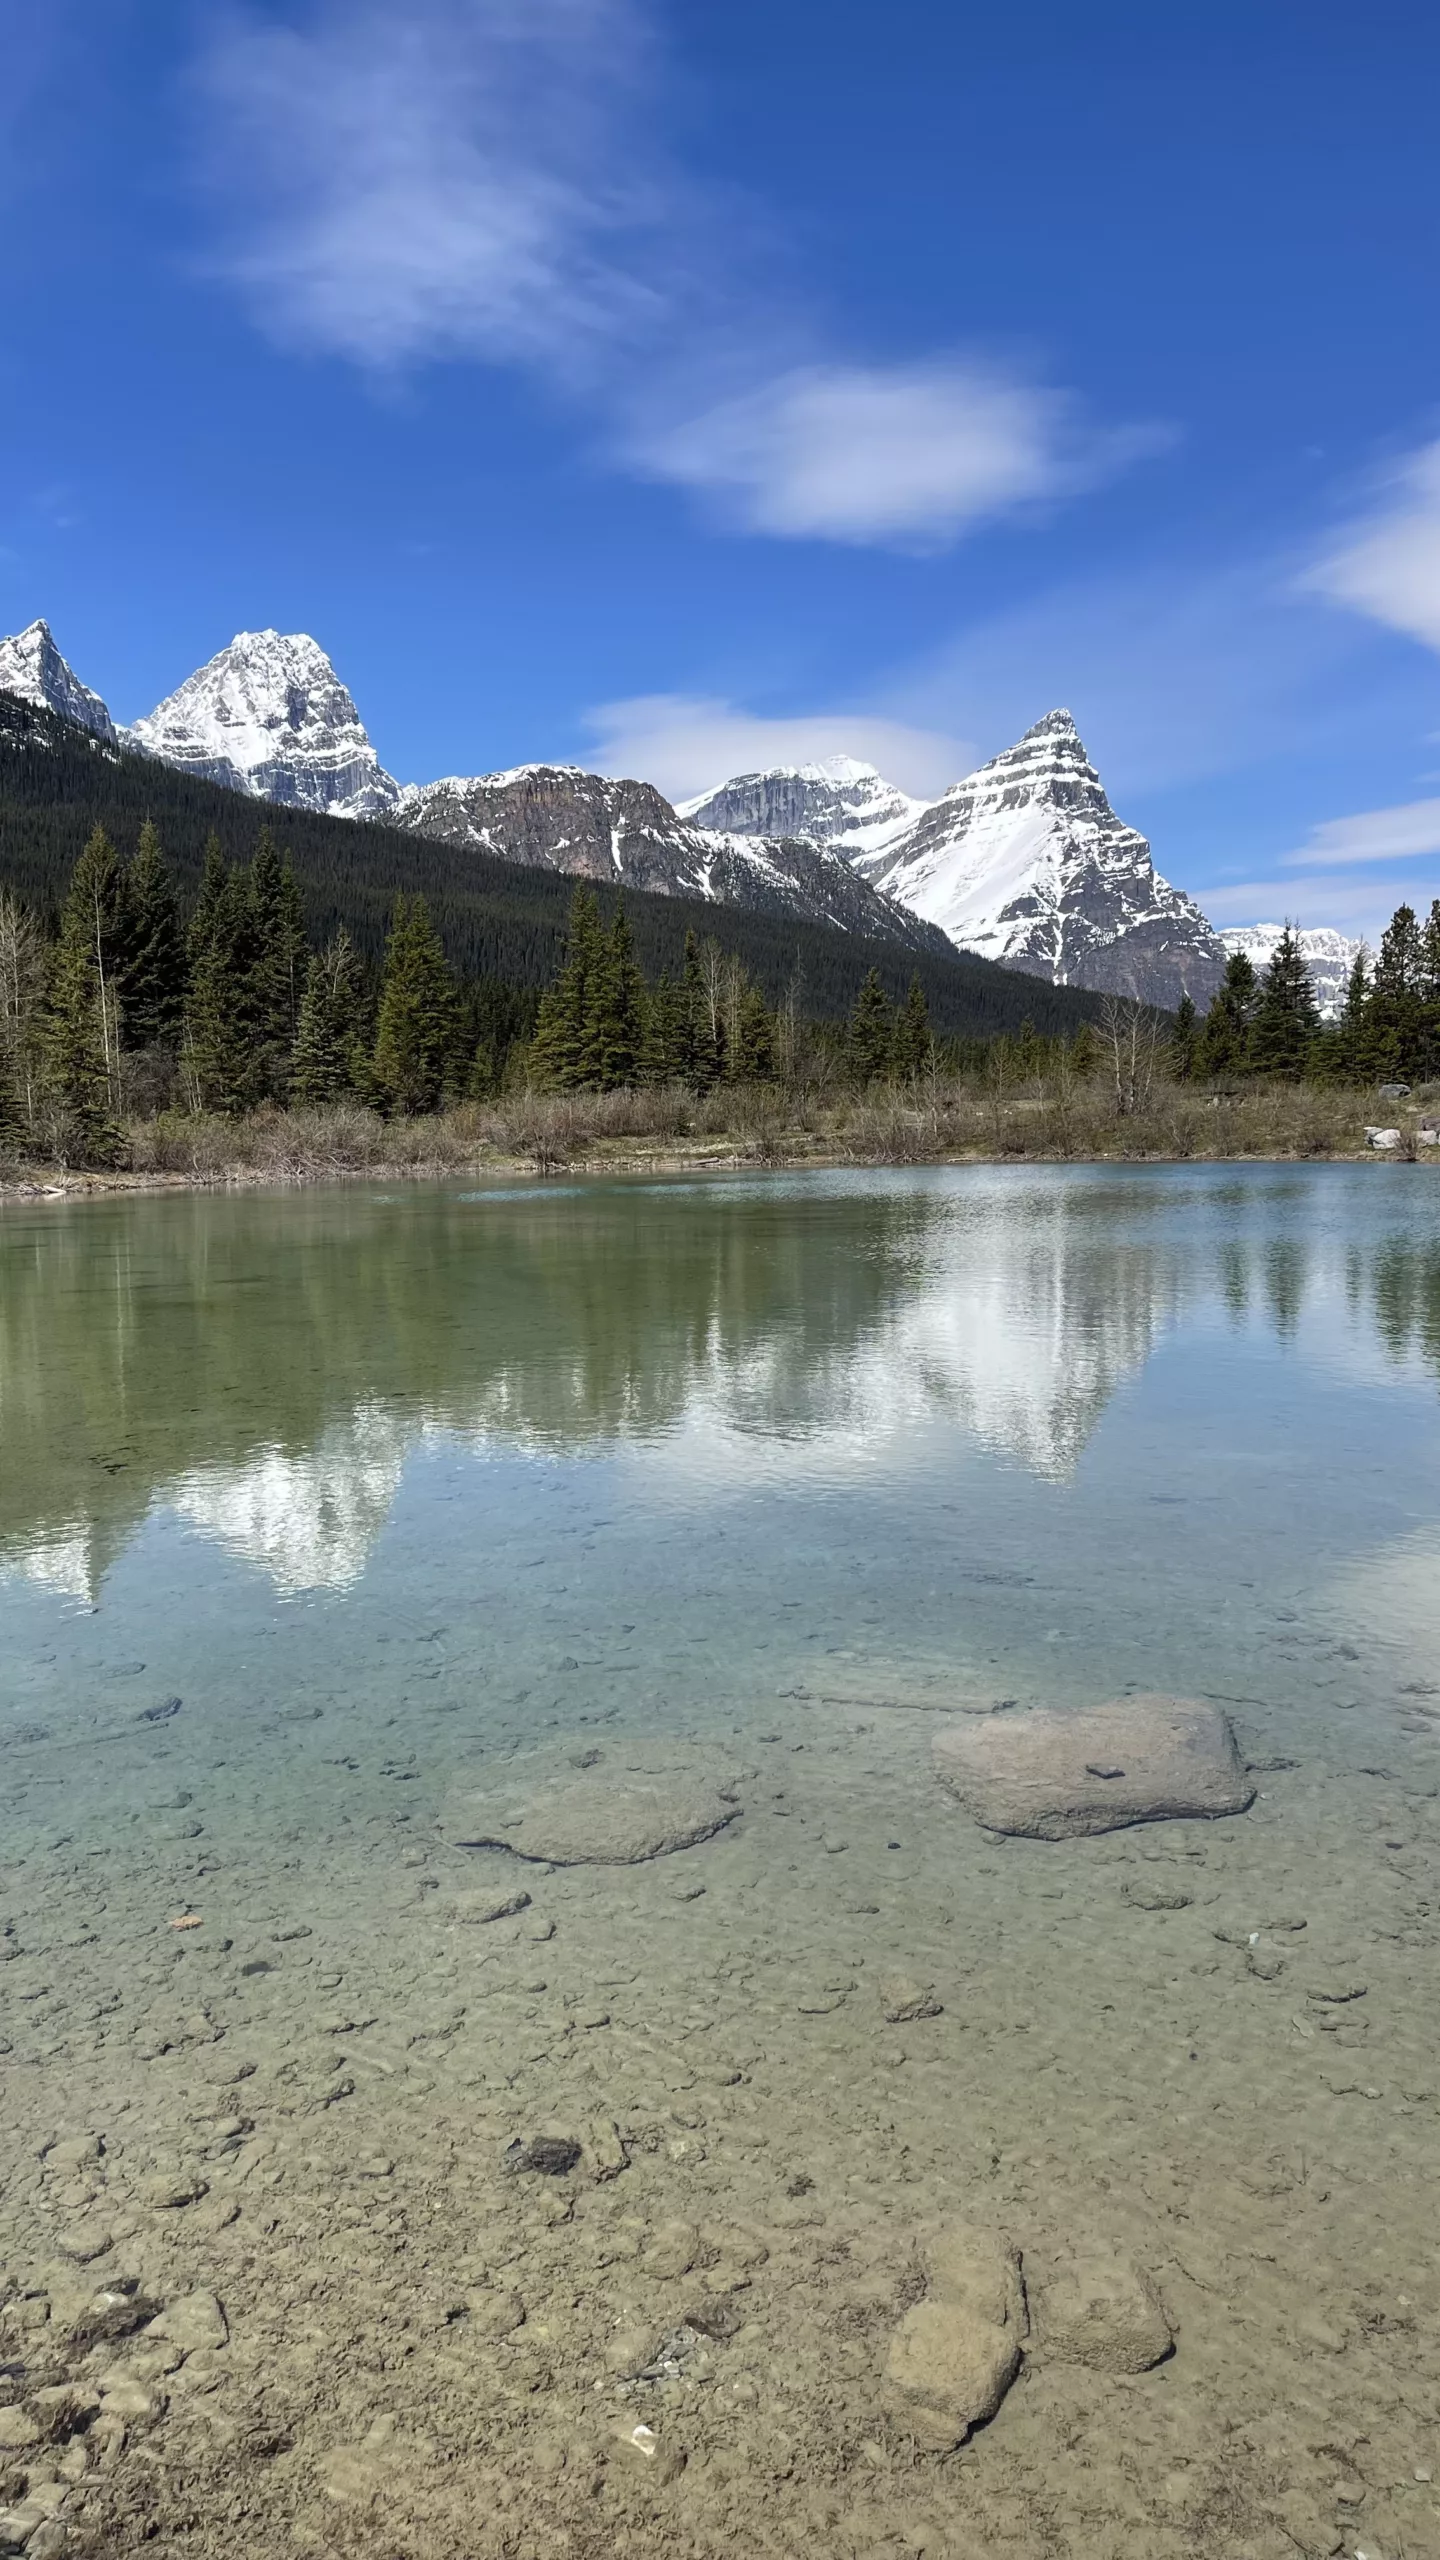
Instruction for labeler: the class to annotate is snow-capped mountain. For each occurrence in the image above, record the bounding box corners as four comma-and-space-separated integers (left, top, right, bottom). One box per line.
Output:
852, 711, 1226, 1010
679, 757, 927, 859
124, 630, 401, 820
1219, 923, 1362, 1020
0, 619, 117, 743
393, 765, 953, 953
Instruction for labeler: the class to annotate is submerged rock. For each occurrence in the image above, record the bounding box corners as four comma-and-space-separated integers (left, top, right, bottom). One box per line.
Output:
440, 1744, 742, 1866
932, 1696, 1254, 1839
1033, 2256, 1172, 2372
882, 2224, 1026, 2449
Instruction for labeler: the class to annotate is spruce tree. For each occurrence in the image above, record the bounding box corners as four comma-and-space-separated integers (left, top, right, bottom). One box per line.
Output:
893, 975, 933, 1078
1370, 903, 1426, 1081
682, 932, 721, 1089
847, 969, 894, 1083
45, 827, 126, 1161
1420, 899, 1440, 1081
291, 929, 365, 1106
373, 894, 458, 1114
121, 819, 186, 1051
639, 971, 689, 1085
1330, 947, 1374, 1084
729, 983, 775, 1082
185, 860, 261, 1115
1169, 994, 1198, 1080
588, 901, 647, 1090
531, 886, 604, 1091
188, 836, 229, 972
1196, 950, 1258, 1077
1247, 926, 1318, 1080
249, 829, 308, 1101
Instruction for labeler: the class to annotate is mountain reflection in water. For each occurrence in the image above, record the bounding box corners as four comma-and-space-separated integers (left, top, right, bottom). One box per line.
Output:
1, 1167, 1437, 1601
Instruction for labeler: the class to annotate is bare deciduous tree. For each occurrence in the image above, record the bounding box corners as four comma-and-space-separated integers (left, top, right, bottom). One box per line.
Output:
1099, 991, 1163, 1116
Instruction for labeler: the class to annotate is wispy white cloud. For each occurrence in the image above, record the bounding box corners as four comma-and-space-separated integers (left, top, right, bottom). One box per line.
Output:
584, 693, 976, 802
628, 364, 1163, 548
194, 0, 1157, 549
1207, 873, 1429, 940
1279, 796, 1440, 867
1308, 440, 1440, 654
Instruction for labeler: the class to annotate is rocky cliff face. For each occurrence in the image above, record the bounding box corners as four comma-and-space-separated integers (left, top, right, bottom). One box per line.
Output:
1219, 924, 1362, 1020
123, 631, 400, 820
393, 765, 953, 952
0, 620, 117, 743
680, 757, 925, 857
854, 711, 1226, 1010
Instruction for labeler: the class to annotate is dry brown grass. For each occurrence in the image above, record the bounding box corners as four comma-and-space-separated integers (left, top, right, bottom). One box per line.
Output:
7, 1074, 1436, 1192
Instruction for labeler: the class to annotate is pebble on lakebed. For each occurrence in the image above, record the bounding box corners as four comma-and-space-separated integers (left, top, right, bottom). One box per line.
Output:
932, 1695, 1256, 1838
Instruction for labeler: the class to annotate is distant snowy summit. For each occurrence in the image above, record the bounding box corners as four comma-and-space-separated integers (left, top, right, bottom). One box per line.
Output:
0, 616, 1357, 1009
696, 711, 1226, 1011
123, 630, 402, 821
1218, 923, 1362, 1020
0, 619, 117, 744
680, 757, 925, 859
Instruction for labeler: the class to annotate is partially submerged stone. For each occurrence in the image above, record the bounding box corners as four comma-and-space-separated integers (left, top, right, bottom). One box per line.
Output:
932, 1695, 1254, 1840
1034, 2256, 1173, 2373
440, 1744, 741, 1866
883, 2224, 1026, 2450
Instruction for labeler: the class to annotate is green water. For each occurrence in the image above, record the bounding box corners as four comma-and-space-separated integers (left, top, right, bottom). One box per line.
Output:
3, 1164, 1440, 2557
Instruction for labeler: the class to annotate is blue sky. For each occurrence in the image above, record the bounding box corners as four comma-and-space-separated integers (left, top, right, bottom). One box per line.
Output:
2, 0, 1439, 938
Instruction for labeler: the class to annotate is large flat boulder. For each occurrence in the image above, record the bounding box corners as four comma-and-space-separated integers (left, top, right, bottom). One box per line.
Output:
440, 1745, 742, 1866
932, 1695, 1253, 1840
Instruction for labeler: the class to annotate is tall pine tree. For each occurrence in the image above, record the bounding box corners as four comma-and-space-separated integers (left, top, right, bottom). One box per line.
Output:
1369, 904, 1425, 1082
121, 819, 186, 1051
291, 929, 366, 1106
588, 900, 647, 1090
372, 894, 457, 1114
45, 827, 126, 1161
185, 859, 261, 1115
1247, 926, 1318, 1080
249, 828, 307, 1101
1196, 950, 1258, 1077
893, 975, 933, 1078
847, 969, 895, 1083
531, 886, 604, 1091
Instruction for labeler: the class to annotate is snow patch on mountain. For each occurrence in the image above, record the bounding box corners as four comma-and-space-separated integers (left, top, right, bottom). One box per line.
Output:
1219, 923, 1363, 1019
124, 630, 400, 819
854, 710, 1226, 1010
0, 620, 117, 743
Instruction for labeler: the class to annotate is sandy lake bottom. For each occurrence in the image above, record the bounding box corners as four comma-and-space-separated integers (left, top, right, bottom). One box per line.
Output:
2, 1162, 1440, 2559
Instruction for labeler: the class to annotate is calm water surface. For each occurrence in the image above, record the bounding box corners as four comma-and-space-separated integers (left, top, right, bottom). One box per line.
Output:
2, 1163, 1439, 2558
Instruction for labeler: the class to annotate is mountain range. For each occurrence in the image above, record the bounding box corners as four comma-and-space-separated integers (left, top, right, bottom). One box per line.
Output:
0, 616, 1353, 1010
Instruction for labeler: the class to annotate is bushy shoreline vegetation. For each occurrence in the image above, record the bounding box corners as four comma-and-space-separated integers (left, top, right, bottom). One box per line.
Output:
1, 820, 1437, 1186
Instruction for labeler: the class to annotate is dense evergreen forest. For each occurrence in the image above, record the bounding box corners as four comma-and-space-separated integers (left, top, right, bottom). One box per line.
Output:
1172, 921, 1440, 1088
0, 690, 1105, 1041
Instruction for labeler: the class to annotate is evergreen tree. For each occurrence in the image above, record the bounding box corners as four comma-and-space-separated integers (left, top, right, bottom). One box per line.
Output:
729, 983, 775, 1082
185, 860, 261, 1115
121, 819, 186, 1050
1069, 1021, 1101, 1078
847, 968, 894, 1083
1013, 1015, 1042, 1078
372, 893, 458, 1114
291, 929, 365, 1106
588, 900, 647, 1090
531, 886, 604, 1091
682, 932, 722, 1090
1420, 899, 1440, 1081
249, 829, 307, 1100
1169, 993, 1198, 1081
1327, 947, 1374, 1084
1369, 903, 1426, 1081
1247, 925, 1318, 1080
45, 826, 126, 1161
188, 835, 229, 971
1196, 950, 1258, 1077
893, 975, 933, 1078
639, 970, 690, 1085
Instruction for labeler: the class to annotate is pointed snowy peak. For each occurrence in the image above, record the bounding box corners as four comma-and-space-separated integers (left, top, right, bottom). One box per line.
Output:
0, 619, 116, 742
125, 629, 399, 820
679, 759, 928, 857
858, 711, 1226, 1011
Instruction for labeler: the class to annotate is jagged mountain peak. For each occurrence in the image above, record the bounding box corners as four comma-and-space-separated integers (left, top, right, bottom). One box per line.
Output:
680, 758, 927, 859
124, 629, 400, 820
0, 618, 117, 743
855, 714, 1226, 1010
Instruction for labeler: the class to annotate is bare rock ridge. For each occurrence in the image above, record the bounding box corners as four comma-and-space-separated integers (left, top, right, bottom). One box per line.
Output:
390, 764, 953, 955
679, 756, 926, 858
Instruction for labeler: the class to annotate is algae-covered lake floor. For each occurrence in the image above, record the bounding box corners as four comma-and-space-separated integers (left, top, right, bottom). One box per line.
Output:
3, 1165, 1440, 2559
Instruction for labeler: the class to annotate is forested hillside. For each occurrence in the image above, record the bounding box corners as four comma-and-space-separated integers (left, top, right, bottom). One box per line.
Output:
0, 693, 1107, 1040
